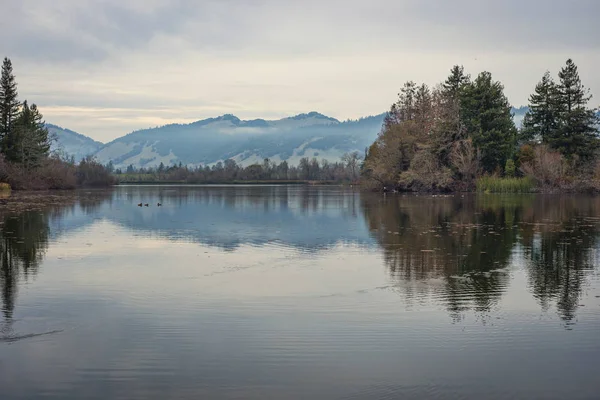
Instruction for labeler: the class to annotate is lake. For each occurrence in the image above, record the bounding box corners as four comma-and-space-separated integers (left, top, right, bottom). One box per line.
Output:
1, 186, 599, 399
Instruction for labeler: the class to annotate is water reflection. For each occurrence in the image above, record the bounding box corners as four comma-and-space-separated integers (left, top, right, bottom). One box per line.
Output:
519, 197, 600, 322
0, 191, 111, 332
2, 188, 600, 328
109, 186, 369, 251
0, 187, 599, 399
361, 194, 600, 323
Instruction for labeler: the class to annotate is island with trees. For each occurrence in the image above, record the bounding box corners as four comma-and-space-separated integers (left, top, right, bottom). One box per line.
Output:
361, 59, 600, 193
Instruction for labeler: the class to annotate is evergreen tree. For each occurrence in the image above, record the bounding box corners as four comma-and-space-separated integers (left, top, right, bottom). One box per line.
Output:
0, 58, 20, 147
385, 81, 418, 128
551, 59, 599, 160
434, 65, 471, 162
461, 71, 517, 173
414, 84, 433, 134
4, 101, 51, 168
522, 71, 559, 143
443, 65, 470, 97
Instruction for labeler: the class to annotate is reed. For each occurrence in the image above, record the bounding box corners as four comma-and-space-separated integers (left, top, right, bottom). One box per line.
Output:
476, 176, 535, 193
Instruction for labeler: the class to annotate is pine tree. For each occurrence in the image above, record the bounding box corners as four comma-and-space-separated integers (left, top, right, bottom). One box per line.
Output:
443, 65, 470, 97
0, 58, 20, 147
460, 71, 517, 173
4, 101, 51, 168
551, 59, 599, 160
522, 71, 559, 143
434, 66, 471, 162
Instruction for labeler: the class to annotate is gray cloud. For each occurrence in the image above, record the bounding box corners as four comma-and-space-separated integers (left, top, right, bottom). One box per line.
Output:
1, 0, 598, 141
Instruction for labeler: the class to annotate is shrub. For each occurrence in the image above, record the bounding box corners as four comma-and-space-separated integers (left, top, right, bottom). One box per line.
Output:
450, 139, 481, 190
0, 153, 114, 190
76, 157, 117, 187
398, 149, 453, 192
520, 145, 566, 188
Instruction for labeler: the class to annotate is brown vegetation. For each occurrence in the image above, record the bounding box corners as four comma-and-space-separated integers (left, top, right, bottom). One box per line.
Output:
0, 155, 115, 190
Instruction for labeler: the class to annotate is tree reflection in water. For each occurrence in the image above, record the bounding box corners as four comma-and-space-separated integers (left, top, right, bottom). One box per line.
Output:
361, 194, 600, 323
0, 192, 112, 335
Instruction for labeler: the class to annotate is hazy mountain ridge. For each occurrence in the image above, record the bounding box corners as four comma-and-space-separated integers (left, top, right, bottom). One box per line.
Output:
47, 124, 103, 161
92, 112, 386, 168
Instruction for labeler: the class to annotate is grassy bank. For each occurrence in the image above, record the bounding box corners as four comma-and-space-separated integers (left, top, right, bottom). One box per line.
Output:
476, 176, 536, 193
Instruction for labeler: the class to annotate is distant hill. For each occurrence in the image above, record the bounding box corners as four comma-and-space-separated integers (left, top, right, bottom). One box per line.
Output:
47, 124, 103, 161
512, 106, 528, 129
93, 112, 387, 169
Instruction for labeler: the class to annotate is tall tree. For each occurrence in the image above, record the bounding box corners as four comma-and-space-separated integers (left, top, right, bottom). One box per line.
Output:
414, 84, 434, 135
551, 59, 599, 160
443, 65, 470, 97
522, 71, 559, 143
4, 101, 51, 168
461, 72, 517, 173
0, 58, 20, 147
385, 81, 418, 128
434, 65, 471, 162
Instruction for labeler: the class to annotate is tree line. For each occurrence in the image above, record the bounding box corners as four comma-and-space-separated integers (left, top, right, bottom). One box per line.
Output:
361, 59, 599, 192
0, 57, 114, 189
114, 153, 363, 183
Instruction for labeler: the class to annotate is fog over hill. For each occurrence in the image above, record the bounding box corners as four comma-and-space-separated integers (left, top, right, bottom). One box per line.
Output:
91, 112, 386, 169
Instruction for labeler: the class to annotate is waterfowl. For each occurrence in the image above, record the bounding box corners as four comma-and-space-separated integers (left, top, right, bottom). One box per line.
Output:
144, 203, 149, 207
137, 203, 143, 207
157, 203, 162, 207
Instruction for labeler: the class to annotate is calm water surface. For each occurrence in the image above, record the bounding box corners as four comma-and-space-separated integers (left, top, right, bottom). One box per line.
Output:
1, 186, 599, 399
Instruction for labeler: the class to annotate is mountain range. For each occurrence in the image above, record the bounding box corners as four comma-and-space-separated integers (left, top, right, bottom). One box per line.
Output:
50, 112, 387, 168
47, 107, 568, 169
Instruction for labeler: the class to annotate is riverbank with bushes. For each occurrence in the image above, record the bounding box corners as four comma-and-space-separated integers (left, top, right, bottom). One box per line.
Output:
0, 155, 115, 190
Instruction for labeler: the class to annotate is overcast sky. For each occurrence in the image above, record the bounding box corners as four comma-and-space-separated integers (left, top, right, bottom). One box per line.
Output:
1, 0, 599, 142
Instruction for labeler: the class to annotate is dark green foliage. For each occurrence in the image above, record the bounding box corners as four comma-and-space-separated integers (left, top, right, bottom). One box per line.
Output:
3, 101, 51, 168
551, 59, 599, 160
522, 71, 559, 143
0, 58, 20, 145
443, 65, 470, 97
460, 72, 517, 173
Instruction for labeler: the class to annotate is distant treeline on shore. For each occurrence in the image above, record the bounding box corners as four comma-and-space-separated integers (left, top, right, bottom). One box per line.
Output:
111, 153, 362, 184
